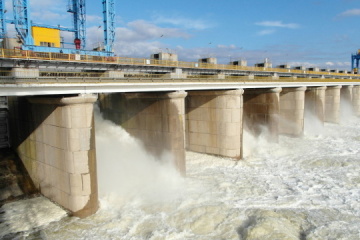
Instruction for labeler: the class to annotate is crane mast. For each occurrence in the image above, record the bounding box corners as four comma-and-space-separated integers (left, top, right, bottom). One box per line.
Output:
0, 0, 6, 38
103, 0, 115, 52
13, 0, 33, 46
67, 0, 86, 49
0, 0, 115, 56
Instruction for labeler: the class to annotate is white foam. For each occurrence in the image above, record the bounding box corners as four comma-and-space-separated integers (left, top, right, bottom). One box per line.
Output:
0, 197, 67, 238
2, 112, 360, 239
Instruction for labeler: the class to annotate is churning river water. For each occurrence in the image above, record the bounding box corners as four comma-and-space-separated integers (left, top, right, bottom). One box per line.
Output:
1, 110, 360, 240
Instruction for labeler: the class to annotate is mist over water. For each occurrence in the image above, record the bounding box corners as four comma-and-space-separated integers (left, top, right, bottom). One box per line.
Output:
1, 107, 360, 239
95, 109, 185, 205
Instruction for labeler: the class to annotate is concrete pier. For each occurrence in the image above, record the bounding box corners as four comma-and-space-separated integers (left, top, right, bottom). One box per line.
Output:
341, 85, 353, 104
305, 86, 326, 124
243, 88, 281, 141
99, 91, 187, 173
279, 87, 306, 137
340, 85, 354, 116
325, 86, 341, 123
8, 94, 99, 218
353, 85, 360, 116
186, 90, 243, 159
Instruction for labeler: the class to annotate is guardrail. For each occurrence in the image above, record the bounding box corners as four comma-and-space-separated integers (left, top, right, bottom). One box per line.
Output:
0, 48, 357, 77
0, 75, 359, 85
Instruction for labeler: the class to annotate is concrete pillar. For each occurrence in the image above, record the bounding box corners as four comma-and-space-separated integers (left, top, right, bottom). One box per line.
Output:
279, 87, 306, 137
353, 85, 360, 116
341, 85, 353, 103
186, 89, 243, 159
8, 94, 98, 218
243, 87, 281, 142
325, 86, 341, 123
98, 91, 187, 174
305, 86, 326, 124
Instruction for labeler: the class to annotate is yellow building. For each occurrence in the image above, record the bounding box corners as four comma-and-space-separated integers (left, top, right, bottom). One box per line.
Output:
31, 27, 61, 48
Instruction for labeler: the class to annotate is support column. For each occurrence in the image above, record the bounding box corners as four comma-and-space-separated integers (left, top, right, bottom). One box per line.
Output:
243, 87, 281, 142
99, 91, 187, 174
8, 94, 98, 218
186, 90, 243, 159
341, 85, 353, 104
305, 86, 326, 124
325, 86, 341, 123
279, 87, 306, 137
353, 85, 360, 116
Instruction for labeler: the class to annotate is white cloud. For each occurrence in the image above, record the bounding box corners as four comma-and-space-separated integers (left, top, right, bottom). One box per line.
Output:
255, 21, 300, 29
153, 16, 213, 30
217, 44, 237, 49
85, 20, 191, 57
257, 29, 276, 36
338, 9, 360, 17
122, 20, 190, 41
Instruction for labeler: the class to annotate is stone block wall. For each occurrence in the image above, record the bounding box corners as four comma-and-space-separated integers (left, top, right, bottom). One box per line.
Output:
8, 94, 98, 218
279, 87, 306, 137
325, 86, 341, 123
353, 85, 360, 116
186, 90, 243, 159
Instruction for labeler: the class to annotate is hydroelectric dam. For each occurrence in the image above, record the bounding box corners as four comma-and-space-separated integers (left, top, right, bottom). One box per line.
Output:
1, 50, 360, 217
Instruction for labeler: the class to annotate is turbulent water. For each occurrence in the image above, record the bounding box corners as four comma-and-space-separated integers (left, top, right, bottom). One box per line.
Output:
1, 110, 360, 240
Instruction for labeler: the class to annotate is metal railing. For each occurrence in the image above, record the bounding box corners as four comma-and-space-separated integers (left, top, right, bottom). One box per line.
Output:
0, 48, 357, 77
0, 71, 359, 85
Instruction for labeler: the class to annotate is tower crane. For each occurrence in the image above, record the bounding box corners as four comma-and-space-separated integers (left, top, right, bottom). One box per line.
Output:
0, 0, 115, 56
351, 50, 360, 74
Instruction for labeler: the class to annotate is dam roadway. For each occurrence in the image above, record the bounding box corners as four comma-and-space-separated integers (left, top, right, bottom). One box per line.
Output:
1, 49, 360, 218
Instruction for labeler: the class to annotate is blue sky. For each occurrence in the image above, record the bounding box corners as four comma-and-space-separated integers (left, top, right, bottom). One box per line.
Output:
4, 0, 360, 69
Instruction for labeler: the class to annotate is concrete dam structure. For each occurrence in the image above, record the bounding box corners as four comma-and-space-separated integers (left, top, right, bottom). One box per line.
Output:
5, 86, 360, 217
1, 50, 360, 217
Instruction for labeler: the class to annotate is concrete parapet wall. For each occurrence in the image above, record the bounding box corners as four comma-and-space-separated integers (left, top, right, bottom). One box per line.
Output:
279, 87, 306, 137
186, 90, 244, 159
325, 86, 341, 123
11, 67, 39, 77
353, 85, 360, 116
305, 86, 326, 124
99, 91, 187, 173
243, 87, 281, 141
8, 94, 98, 218
106, 71, 124, 78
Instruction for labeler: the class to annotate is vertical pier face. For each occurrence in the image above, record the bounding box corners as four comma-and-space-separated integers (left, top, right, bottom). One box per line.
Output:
8, 94, 99, 218
98, 91, 187, 174
325, 86, 342, 123
279, 87, 306, 137
353, 85, 360, 116
186, 90, 244, 159
243, 88, 281, 142
305, 86, 326, 124
340, 85, 354, 119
